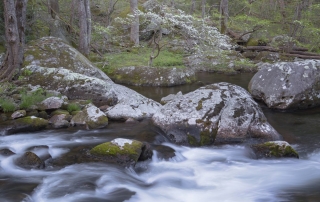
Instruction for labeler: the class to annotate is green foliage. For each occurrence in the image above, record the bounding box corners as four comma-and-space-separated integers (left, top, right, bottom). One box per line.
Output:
67, 103, 81, 113
19, 88, 51, 110
0, 97, 16, 112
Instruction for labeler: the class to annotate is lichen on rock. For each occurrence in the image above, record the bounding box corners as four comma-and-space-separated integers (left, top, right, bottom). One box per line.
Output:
249, 60, 320, 109
152, 82, 281, 146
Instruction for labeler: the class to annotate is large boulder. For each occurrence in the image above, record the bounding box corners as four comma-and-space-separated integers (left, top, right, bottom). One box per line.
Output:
90, 138, 153, 166
152, 82, 281, 146
24, 37, 112, 82
22, 37, 161, 120
249, 60, 320, 109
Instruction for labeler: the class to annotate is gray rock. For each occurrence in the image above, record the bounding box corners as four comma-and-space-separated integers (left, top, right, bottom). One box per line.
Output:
11, 110, 27, 119
106, 84, 161, 120
0, 149, 15, 156
249, 60, 320, 109
49, 114, 70, 128
39, 96, 66, 110
70, 103, 108, 129
160, 91, 183, 105
250, 141, 299, 159
152, 82, 281, 146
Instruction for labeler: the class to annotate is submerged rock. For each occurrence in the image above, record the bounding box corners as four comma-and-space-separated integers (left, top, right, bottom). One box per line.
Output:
249, 60, 320, 109
250, 141, 299, 159
0, 116, 48, 135
152, 82, 281, 146
0, 148, 15, 156
70, 103, 108, 129
90, 138, 153, 166
16, 151, 45, 169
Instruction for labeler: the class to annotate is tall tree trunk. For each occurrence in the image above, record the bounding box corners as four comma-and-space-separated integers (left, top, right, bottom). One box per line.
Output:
202, 0, 206, 18
190, 0, 196, 15
0, 0, 27, 82
78, 0, 91, 56
220, 0, 228, 34
130, 0, 139, 46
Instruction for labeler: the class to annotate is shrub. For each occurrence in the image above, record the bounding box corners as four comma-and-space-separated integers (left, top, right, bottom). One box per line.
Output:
67, 103, 81, 113
0, 98, 16, 113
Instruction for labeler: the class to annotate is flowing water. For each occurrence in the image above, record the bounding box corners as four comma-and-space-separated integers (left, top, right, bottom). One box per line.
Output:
1, 72, 320, 202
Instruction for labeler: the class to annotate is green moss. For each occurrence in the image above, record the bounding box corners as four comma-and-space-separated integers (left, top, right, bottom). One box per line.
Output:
200, 129, 215, 146
90, 139, 143, 161
196, 100, 203, 111
261, 142, 299, 158
187, 134, 199, 147
51, 109, 70, 116
87, 116, 108, 129
16, 116, 48, 128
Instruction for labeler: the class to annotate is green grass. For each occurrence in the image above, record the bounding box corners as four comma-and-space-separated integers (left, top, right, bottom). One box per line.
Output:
0, 97, 16, 112
19, 88, 52, 110
101, 47, 185, 73
67, 103, 81, 113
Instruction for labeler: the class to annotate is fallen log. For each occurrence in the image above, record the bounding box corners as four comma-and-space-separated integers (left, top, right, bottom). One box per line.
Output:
292, 47, 308, 52
242, 46, 279, 52
282, 53, 320, 60
289, 51, 320, 57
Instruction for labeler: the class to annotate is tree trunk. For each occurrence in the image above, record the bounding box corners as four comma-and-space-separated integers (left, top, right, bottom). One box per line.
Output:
220, 0, 228, 34
190, 0, 196, 15
78, 0, 91, 56
201, 0, 206, 18
130, 0, 139, 46
48, 0, 59, 19
0, 0, 27, 82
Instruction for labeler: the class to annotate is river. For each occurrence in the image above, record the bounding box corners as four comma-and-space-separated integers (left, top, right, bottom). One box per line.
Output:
1, 72, 320, 202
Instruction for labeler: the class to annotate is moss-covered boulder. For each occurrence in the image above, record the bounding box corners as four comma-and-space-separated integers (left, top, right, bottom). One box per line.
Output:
250, 141, 299, 159
16, 151, 45, 170
90, 138, 153, 166
108, 66, 196, 86
0, 116, 48, 135
152, 82, 281, 146
70, 103, 108, 129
